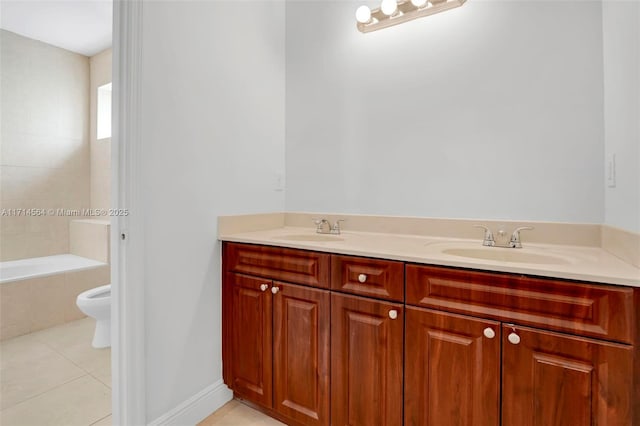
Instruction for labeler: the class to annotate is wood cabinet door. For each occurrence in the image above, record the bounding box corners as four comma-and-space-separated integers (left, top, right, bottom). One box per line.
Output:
331, 293, 403, 426
404, 307, 500, 426
230, 274, 273, 409
273, 282, 330, 426
502, 325, 633, 426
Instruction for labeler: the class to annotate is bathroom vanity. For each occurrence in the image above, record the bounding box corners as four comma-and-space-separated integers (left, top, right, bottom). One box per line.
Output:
220, 221, 640, 426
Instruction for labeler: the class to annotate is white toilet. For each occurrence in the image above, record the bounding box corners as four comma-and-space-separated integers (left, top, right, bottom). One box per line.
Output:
76, 284, 111, 348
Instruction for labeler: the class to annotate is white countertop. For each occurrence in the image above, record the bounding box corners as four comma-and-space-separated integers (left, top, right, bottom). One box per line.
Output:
219, 226, 640, 287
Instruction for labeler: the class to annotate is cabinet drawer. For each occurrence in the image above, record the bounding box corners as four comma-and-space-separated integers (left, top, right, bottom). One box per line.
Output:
331, 255, 404, 302
224, 243, 330, 288
406, 265, 635, 344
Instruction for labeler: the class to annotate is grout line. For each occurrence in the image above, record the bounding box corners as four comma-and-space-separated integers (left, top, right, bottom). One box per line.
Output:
36, 328, 113, 391
36, 335, 94, 374
2, 319, 112, 408
32, 319, 107, 377
89, 413, 112, 426
0, 374, 91, 412
52, 349, 90, 373
87, 370, 112, 389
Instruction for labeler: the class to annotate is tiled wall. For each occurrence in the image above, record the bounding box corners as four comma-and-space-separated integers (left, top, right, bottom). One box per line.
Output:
70, 219, 111, 263
89, 49, 112, 212
0, 265, 110, 340
0, 30, 91, 261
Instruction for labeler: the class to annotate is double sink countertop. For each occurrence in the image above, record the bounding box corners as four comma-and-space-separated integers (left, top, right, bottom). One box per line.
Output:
218, 213, 640, 287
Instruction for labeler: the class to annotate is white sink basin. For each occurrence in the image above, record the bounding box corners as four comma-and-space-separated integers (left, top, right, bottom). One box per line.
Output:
276, 234, 345, 242
441, 247, 571, 265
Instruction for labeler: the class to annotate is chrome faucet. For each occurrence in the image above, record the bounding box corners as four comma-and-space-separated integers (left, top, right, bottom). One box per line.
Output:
509, 226, 534, 248
313, 218, 331, 234
330, 219, 345, 234
473, 225, 495, 247
474, 225, 533, 248
313, 218, 344, 235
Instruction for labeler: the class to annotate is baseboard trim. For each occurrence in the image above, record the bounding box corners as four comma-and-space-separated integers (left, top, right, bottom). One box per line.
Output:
148, 380, 232, 426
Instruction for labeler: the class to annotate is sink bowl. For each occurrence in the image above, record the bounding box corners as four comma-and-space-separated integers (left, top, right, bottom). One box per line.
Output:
276, 234, 345, 242
441, 247, 571, 265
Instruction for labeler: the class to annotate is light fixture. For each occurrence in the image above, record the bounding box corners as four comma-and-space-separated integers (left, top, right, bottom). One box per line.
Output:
355, 5, 373, 23
380, 0, 398, 16
355, 0, 467, 33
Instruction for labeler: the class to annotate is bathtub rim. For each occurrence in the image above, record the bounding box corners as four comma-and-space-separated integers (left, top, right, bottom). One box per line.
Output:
0, 254, 108, 284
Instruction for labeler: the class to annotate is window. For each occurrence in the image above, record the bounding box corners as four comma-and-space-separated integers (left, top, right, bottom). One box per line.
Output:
97, 82, 112, 140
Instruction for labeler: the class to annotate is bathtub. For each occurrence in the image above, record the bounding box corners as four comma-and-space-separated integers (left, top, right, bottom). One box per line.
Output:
0, 254, 106, 284
0, 254, 110, 340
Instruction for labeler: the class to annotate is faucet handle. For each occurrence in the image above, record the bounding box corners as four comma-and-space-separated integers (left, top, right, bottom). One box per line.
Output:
510, 226, 534, 248
473, 225, 495, 247
312, 217, 325, 233
331, 219, 345, 234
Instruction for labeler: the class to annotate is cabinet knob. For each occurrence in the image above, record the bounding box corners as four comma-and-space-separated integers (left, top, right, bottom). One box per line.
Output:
271, 286, 280, 294
483, 327, 496, 339
388, 309, 398, 320
508, 332, 521, 345
358, 274, 367, 283
260, 284, 269, 292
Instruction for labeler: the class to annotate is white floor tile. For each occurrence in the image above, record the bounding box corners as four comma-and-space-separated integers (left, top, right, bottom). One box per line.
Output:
31, 317, 110, 381
1, 335, 86, 410
0, 317, 112, 423
199, 400, 286, 426
0, 375, 111, 426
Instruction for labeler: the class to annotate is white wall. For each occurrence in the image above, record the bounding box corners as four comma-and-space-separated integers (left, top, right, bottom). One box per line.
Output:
285, 0, 605, 223
603, 0, 640, 233
0, 30, 90, 261
139, 1, 285, 421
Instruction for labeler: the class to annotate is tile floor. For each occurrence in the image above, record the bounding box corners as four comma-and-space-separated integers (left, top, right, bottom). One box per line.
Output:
0, 318, 111, 426
199, 400, 285, 425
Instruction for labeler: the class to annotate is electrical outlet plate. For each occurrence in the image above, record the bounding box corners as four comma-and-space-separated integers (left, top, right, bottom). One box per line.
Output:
274, 172, 285, 192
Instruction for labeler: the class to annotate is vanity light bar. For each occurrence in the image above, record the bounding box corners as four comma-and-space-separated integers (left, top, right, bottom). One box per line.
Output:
356, 0, 467, 33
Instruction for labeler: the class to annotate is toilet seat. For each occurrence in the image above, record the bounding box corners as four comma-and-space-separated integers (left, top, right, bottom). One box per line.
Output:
77, 284, 111, 301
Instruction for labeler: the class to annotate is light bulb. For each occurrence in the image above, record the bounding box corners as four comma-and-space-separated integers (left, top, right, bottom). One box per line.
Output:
411, 0, 428, 7
355, 5, 372, 23
380, 0, 398, 16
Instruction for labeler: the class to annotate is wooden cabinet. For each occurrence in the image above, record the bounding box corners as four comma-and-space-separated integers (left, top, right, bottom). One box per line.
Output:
405, 264, 636, 426
227, 273, 330, 425
405, 306, 635, 426
331, 293, 404, 426
223, 243, 331, 425
228, 274, 273, 408
404, 307, 500, 426
223, 242, 638, 426
273, 282, 330, 425
406, 265, 635, 344
502, 325, 633, 426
